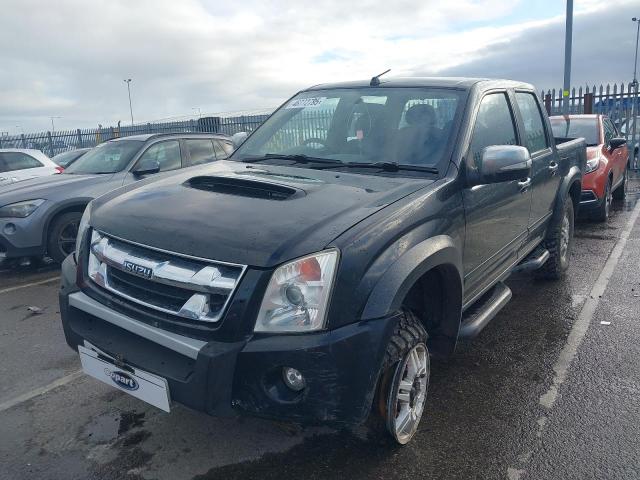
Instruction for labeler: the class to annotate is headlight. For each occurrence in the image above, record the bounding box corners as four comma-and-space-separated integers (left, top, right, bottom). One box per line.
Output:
585, 157, 601, 174
254, 250, 339, 333
0, 199, 45, 218
75, 203, 92, 255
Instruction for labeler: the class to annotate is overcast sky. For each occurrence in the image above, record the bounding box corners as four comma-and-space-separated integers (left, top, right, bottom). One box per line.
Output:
1, 0, 639, 134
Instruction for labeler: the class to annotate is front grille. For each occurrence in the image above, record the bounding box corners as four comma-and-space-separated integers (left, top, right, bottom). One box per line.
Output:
86, 230, 246, 323
580, 190, 597, 202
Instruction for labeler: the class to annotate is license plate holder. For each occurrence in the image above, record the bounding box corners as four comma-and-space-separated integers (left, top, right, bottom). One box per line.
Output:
78, 343, 171, 412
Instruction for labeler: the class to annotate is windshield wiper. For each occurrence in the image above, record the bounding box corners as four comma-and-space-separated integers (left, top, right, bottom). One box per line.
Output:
314, 161, 439, 174
241, 154, 344, 166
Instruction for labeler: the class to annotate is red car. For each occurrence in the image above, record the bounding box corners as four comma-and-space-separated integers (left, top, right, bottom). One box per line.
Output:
550, 114, 628, 221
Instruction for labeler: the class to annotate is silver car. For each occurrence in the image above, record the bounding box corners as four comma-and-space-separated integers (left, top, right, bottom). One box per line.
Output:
0, 149, 62, 187
0, 133, 233, 263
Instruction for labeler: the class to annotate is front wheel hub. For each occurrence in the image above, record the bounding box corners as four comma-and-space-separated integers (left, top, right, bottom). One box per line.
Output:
388, 343, 430, 444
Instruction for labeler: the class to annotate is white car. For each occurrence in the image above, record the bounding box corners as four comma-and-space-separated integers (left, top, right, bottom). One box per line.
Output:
0, 149, 62, 187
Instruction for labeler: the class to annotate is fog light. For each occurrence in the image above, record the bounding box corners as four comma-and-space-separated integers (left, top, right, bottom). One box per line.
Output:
3, 223, 16, 235
282, 367, 306, 391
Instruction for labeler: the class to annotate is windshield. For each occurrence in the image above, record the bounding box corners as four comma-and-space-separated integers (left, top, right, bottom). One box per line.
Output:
65, 140, 143, 174
232, 87, 463, 172
550, 117, 599, 146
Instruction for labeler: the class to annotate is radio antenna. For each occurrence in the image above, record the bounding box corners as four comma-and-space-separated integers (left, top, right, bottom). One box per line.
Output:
370, 69, 391, 86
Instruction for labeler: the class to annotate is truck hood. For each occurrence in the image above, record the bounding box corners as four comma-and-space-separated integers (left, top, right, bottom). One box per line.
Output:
91, 161, 433, 267
0, 173, 114, 204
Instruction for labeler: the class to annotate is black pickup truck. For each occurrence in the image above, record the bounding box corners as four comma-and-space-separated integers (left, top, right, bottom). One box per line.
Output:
59, 78, 586, 444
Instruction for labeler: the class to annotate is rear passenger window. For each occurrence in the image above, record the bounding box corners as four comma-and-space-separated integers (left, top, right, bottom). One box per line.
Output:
469, 93, 517, 169
515, 92, 549, 153
0, 152, 43, 171
186, 139, 216, 166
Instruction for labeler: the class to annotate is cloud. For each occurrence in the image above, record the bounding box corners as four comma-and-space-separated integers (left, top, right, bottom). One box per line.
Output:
0, 0, 635, 133
437, 0, 640, 92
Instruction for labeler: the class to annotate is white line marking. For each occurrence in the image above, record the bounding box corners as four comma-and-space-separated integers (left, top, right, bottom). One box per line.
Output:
0, 370, 83, 414
539, 201, 640, 409
0, 276, 60, 295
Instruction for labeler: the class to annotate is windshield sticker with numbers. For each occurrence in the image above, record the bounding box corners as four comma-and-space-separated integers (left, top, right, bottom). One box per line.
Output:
285, 97, 327, 109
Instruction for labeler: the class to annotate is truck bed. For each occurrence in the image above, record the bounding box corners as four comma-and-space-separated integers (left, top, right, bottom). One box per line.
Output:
555, 137, 587, 173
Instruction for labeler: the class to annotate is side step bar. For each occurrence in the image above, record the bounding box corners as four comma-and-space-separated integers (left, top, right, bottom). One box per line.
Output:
511, 248, 550, 274
459, 282, 512, 338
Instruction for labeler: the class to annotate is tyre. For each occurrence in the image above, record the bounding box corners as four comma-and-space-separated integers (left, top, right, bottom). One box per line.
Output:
612, 168, 627, 201
536, 197, 574, 280
373, 310, 429, 445
47, 211, 82, 264
592, 179, 612, 222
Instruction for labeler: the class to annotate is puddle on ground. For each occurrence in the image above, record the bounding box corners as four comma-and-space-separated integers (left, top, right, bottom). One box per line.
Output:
79, 410, 146, 445
80, 412, 121, 445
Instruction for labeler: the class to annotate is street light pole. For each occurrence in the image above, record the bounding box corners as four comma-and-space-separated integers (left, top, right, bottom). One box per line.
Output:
124, 78, 134, 126
562, 0, 573, 115
633, 17, 640, 83
49, 116, 62, 132
631, 18, 640, 166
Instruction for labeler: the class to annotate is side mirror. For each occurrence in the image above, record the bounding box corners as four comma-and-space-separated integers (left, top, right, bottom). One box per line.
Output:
470, 145, 531, 186
609, 137, 627, 150
133, 159, 160, 176
231, 131, 248, 149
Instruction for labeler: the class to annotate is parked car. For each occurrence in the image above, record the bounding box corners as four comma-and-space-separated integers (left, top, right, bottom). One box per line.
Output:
53, 148, 91, 168
0, 149, 62, 187
550, 114, 628, 221
60, 78, 585, 445
0, 133, 232, 263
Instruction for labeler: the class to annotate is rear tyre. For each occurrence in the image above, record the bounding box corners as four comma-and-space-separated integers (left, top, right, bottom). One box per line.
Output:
47, 212, 82, 264
612, 168, 627, 200
592, 180, 612, 222
373, 310, 429, 445
536, 197, 574, 280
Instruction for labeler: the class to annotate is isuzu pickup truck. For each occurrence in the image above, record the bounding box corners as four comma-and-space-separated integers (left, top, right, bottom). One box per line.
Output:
60, 78, 586, 444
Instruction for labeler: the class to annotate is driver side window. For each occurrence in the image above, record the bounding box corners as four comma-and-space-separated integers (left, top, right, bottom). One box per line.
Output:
603, 117, 615, 144
468, 93, 517, 171
137, 140, 182, 172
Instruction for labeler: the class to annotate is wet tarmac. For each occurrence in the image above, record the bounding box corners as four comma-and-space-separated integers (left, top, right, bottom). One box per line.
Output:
1, 176, 640, 479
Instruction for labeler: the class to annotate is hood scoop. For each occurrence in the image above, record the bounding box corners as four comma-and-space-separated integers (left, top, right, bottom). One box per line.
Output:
185, 175, 303, 200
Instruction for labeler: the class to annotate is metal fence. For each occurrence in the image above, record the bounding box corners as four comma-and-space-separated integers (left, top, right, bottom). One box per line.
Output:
0, 114, 271, 157
541, 83, 640, 143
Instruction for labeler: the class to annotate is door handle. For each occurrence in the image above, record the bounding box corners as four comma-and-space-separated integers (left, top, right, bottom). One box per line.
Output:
548, 161, 559, 175
518, 178, 532, 192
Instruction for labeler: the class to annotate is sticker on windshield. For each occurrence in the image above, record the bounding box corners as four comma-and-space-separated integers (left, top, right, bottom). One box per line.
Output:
285, 97, 327, 109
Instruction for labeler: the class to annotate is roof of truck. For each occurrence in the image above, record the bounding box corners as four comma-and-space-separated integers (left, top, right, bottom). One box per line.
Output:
305, 77, 536, 91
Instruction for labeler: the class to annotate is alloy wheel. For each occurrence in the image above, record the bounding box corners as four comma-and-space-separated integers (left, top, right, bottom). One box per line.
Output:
560, 212, 571, 262
387, 343, 429, 444
57, 220, 79, 257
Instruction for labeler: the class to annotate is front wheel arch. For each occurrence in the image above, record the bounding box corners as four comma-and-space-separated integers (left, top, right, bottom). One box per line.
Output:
361, 236, 463, 359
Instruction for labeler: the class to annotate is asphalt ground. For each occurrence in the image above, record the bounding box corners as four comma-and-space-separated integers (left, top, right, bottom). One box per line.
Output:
1, 177, 639, 480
